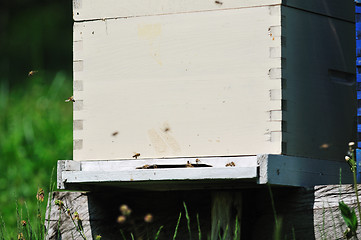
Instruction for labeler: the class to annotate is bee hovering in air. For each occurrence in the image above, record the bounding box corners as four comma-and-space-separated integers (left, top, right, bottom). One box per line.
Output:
133, 153, 140, 159
28, 70, 38, 76
65, 96, 75, 103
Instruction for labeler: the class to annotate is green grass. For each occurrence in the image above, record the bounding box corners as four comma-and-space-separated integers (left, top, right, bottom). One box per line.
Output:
0, 71, 72, 236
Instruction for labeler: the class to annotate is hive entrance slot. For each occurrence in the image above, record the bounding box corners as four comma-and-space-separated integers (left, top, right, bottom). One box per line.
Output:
136, 163, 212, 169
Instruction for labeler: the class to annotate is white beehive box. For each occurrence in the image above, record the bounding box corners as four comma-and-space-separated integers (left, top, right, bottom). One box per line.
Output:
72, 0, 355, 162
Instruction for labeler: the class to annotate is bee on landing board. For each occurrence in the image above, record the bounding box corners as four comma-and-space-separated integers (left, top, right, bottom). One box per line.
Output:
186, 161, 194, 168
225, 162, 236, 167
136, 164, 149, 169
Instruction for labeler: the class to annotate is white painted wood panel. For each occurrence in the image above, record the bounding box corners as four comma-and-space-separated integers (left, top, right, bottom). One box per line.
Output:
73, 7, 282, 160
62, 167, 258, 184
72, 0, 353, 22
73, 0, 281, 21
80, 156, 258, 171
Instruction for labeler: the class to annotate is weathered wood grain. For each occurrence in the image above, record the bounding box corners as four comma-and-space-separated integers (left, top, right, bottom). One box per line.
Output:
313, 184, 361, 240
247, 185, 361, 240
45, 192, 93, 240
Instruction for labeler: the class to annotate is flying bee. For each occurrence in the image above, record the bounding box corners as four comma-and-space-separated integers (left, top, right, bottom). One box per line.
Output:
215, 1, 223, 5
28, 70, 38, 76
133, 153, 140, 159
319, 143, 329, 149
65, 96, 75, 102
112, 131, 119, 136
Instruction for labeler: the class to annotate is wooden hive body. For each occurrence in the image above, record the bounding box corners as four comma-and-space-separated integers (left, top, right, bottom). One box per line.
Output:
72, 0, 355, 162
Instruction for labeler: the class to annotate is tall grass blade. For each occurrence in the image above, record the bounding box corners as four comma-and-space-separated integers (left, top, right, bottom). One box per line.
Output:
273, 217, 283, 240
322, 204, 328, 240
339, 168, 342, 202
222, 224, 229, 240
352, 162, 361, 225
0, 216, 5, 240
172, 212, 182, 240
154, 225, 164, 240
267, 183, 278, 225
57, 208, 61, 240
328, 201, 338, 238
0, 216, 8, 240
46, 168, 55, 239
233, 217, 240, 240
119, 229, 127, 240
183, 202, 192, 240
196, 213, 201, 240
218, 221, 222, 240
37, 195, 43, 240
24, 202, 35, 240
15, 200, 21, 236
316, 225, 324, 240
0, 226, 3, 240
292, 226, 296, 240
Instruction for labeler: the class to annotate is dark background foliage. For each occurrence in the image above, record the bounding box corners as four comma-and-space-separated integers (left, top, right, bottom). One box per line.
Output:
0, 0, 73, 235
0, 0, 72, 87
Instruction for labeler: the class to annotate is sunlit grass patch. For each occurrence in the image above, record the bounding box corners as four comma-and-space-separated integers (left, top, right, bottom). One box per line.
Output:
0, 71, 72, 236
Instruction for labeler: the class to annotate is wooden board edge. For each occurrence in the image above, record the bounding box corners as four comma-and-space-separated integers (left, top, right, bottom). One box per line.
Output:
258, 154, 353, 186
